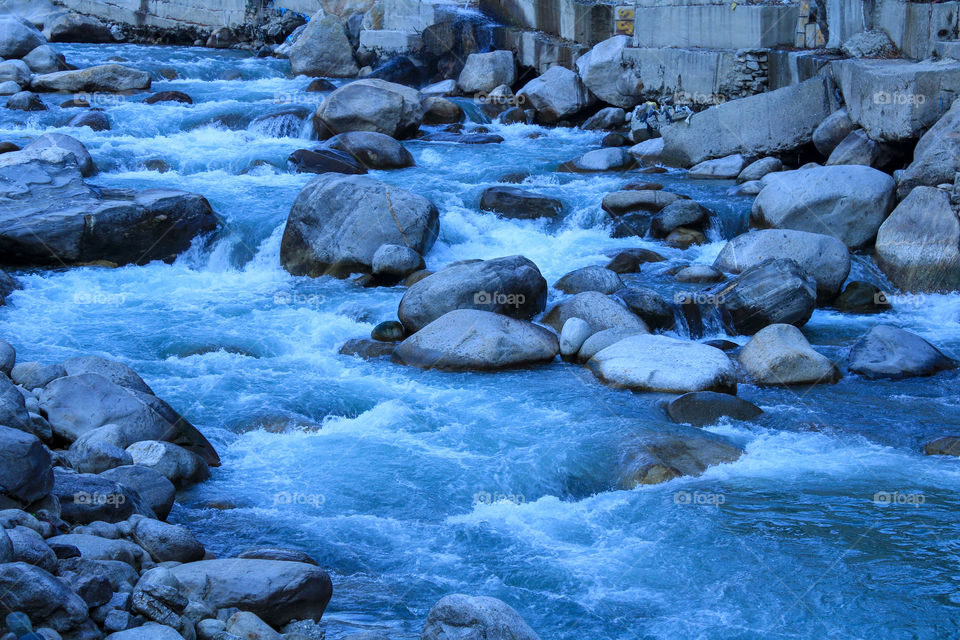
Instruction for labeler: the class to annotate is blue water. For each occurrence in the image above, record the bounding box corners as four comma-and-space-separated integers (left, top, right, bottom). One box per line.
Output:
2, 44, 960, 639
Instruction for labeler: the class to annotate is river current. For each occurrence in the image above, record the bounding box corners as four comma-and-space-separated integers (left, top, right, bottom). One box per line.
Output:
2, 44, 959, 639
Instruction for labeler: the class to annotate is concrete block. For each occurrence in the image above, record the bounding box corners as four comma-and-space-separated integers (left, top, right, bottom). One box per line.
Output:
359, 29, 422, 54
622, 47, 737, 104
832, 58, 960, 142
632, 5, 799, 49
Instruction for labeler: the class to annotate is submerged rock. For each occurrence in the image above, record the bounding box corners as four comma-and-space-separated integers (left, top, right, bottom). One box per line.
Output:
666, 391, 762, 426
588, 334, 737, 393
393, 309, 559, 370
31, 64, 151, 92
708, 259, 817, 335
280, 173, 439, 277
847, 325, 957, 380
339, 338, 396, 360
288, 148, 367, 175
619, 433, 743, 487
924, 437, 960, 457
479, 186, 563, 219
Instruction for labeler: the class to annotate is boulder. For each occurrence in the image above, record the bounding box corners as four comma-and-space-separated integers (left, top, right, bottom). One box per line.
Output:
619, 433, 743, 487
553, 266, 623, 295
68, 110, 110, 131
687, 154, 745, 179
616, 286, 674, 331
628, 137, 664, 165
6, 90, 45, 111
0, 81, 21, 95
0, 59, 31, 86
826, 129, 887, 167
71, 440, 132, 474
897, 98, 960, 197
575, 327, 644, 363
661, 76, 834, 167
422, 79, 458, 97
559, 147, 634, 172
559, 317, 592, 359
582, 107, 626, 131
288, 13, 358, 77
707, 258, 817, 335
602, 189, 680, 216
371, 243, 424, 283
750, 165, 895, 249
132, 518, 205, 563
0, 16, 45, 58
422, 96, 463, 125
650, 200, 708, 238
170, 559, 333, 626
38, 373, 219, 464
31, 64, 151, 92
105, 622, 184, 640
61, 355, 153, 394
11, 362, 65, 390
587, 335, 737, 393
99, 465, 175, 520
834, 281, 888, 314
314, 79, 423, 139
575, 36, 641, 109
22, 45, 68, 74
398, 255, 547, 333
847, 325, 957, 380
676, 265, 723, 283
0, 375, 32, 434
0, 149, 218, 266
392, 309, 559, 370
543, 291, 647, 334
125, 440, 210, 487
813, 108, 856, 157
737, 157, 782, 183
517, 66, 593, 123
925, 437, 960, 457
339, 338, 396, 360
738, 324, 838, 385
52, 469, 155, 523
0, 563, 89, 633
666, 391, 762, 426
8, 525, 57, 572
422, 594, 540, 640
226, 611, 282, 640
371, 321, 407, 342
144, 91, 193, 105
0, 338, 13, 375
0, 425, 53, 504
280, 173, 439, 277
458, 50, 515, 95
43, 12, 113, 43
875, 186, 960, 293
713, 229, 851, 300
479, 186, 563, 219
24, 132, 95, 176
288, 148, 367, 174
49, 533, 149, 568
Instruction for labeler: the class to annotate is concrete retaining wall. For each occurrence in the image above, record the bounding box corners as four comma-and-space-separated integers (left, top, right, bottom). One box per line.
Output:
59, 0, 248, 28
824, 0, 960, 60
632, 4, 799, 49
478, 0, 613, 46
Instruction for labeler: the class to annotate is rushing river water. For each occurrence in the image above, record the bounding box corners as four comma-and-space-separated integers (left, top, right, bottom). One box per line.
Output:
2, 44, 960, 639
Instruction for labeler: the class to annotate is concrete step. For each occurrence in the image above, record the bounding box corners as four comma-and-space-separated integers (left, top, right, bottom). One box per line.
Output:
935, 41, 960, 60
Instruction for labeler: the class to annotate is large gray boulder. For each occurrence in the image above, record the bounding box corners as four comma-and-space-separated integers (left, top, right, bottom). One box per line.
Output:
559, 147, 634, 172
826, 129, 887, 167
0, 15, 45, 58
707, 259, 817, 335
587, 334, 737, 394
125, 440, 209, 487
575, 36, 641, 109
38, 373, 219, 464
280, 173, 439, 277
398, 256, 547, 333
543, 291, 647, 334
62, 355, 154, 394
0, 59, 31, 86
739, 324, 838, 386
314, 79, 423, 139
325, 131, 414, 169
517, 65, 593, 123
896, 98, 960, 198
0, 563, 90, 634
750, 165, 895, 249
0, 374, 34, 434
458, 50, 515, 95
43, 12, 113, 43
619, 433, 743, 487
661, 76, 834, 166
100, 465, 175, 520
422, 594, 540, 640
0, 425, 53, 504
22, 44, 68, 74
105, 623, 185, 640
666, 391, 762, 427
875, 186, 960, 293
392, 309, 559, 370
813, 108, 856, 157
289, 13, 358, 78
847, 325, 956, 380
52, 469, 155, 524
132, 517, 205, 563
553, 266, 622, 295
24, 132, 95, 177
0, 148, 218, 267
31, 64, 151, 92
170, 559, 333, 626
714, 229, 850, 300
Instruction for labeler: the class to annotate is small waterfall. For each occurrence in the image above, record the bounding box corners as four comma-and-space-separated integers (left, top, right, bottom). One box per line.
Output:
248, 108, 310, 138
